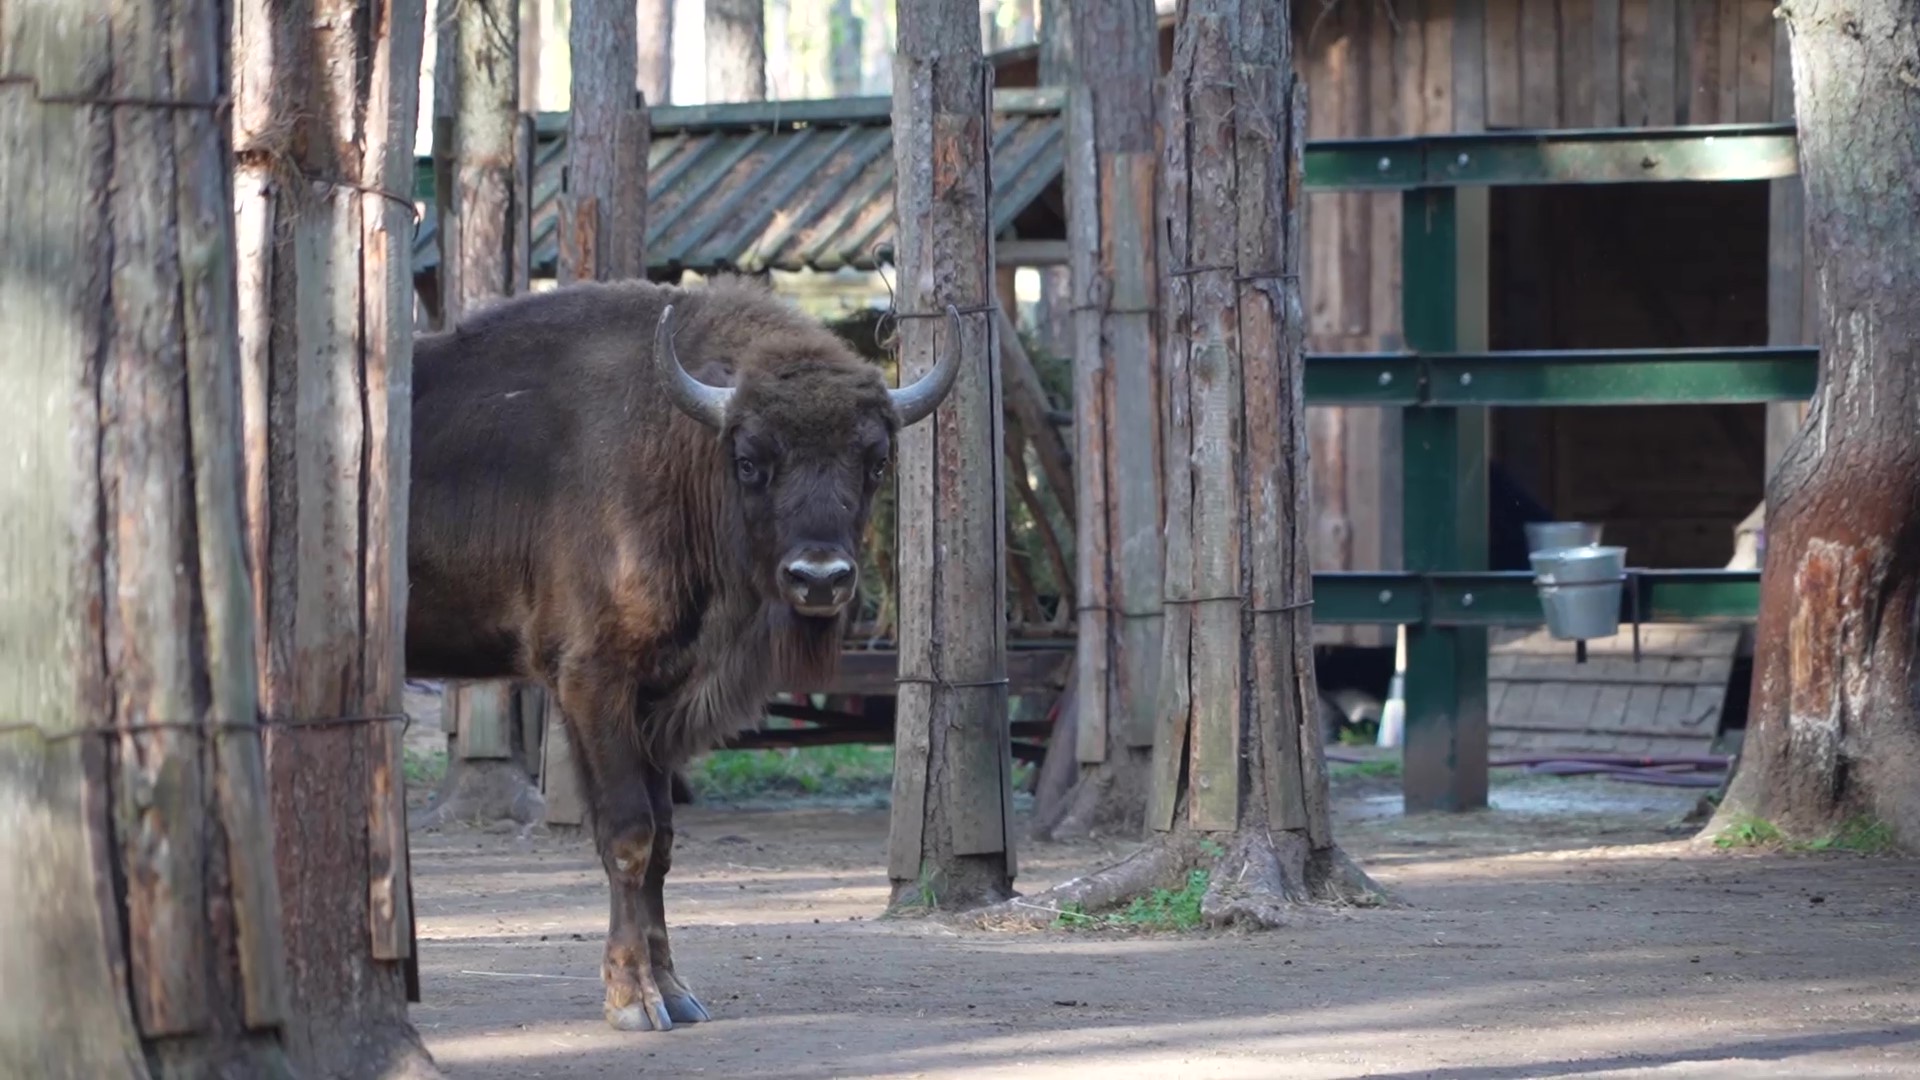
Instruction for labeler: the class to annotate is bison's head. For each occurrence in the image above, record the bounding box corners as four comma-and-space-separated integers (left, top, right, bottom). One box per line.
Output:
653, 304, 963, 620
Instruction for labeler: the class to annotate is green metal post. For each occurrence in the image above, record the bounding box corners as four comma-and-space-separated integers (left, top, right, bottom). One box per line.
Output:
1399, 186, 1490, 812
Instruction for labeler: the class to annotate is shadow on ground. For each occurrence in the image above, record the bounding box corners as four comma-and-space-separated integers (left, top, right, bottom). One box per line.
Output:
402, 763, 1920, 1079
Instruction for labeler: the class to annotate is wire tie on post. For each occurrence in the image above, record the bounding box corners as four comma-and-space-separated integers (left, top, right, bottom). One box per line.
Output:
0, 713, 411, 743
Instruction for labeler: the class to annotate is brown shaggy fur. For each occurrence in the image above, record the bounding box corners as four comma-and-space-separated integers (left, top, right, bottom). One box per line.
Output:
408, 274, 924, 1031
406, 274, 897, 768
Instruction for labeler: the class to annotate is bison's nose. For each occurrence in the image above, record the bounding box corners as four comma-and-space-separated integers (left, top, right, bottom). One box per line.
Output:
782, 556, 856, 614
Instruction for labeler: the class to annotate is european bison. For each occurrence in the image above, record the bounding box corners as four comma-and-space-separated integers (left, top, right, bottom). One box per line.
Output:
406, 276, 963, 1031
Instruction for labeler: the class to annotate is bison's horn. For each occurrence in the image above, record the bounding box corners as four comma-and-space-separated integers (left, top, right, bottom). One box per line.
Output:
655, 304, 732, 429
889, 305, 967, 427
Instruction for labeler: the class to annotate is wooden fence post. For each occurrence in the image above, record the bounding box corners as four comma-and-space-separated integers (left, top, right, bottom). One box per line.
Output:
885, 0, 1017, 911
418, 0, 547, 833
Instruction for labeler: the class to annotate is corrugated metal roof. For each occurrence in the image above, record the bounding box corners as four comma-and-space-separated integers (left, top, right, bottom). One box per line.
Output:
412, 88, 1065, 279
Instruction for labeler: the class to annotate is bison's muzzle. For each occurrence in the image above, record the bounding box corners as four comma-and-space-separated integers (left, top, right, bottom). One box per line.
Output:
781, 551, 857, 615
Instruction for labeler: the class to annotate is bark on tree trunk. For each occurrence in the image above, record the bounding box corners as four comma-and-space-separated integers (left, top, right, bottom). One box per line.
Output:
705, 0, 767, 102
976, 0, 1383, 930
637, 0, 676, 104
419, 0, 548, 833
0, 2, 296, 1074
885, 0, 1017, 911
542, 0, 654, 827
429, 0, 457, 331
1030, 0, 1163, 842
1031, 0, 1076, 360
232, 1, 442, 1076
1039, 0, 1072, 77
1706, 1, 1920, 853
444, 0, 526, 313
563, 0, 649, 283
829, 0, 866, 96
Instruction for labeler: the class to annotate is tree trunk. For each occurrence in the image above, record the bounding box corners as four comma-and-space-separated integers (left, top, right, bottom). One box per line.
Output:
1031, 0, 1163, 842
976, 0, 1382, 930
231, 2, 442, 1076
419, 0, 547, 832
861, 0, 895, 95
541, 0, 653, 827
1707, 1, 1920, 853
705, 0, 767, 102
444, 0, 527, 313
521, 0, 543, 110
563, 0, 649, 283
429, 0, 457, 330
1039, 0, 1072, 77
637, 0, 676, 104
1031, 0, 1075, 360
829, 0, 865, 96
0, 1, 296, 1074
885, 0, 1017, 911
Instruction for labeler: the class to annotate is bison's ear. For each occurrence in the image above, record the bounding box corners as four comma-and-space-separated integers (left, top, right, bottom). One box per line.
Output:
889, 305, 967, 427
655, 304, 732, 429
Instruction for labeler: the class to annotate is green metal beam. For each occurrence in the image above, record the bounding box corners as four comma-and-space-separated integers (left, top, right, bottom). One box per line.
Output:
1398, 185, 1490, 814
1304, 353, 1425, 405
416, 113, 1795, 210
1309, 570, 1763, 627
1305, 123, 1798, 191
1304, 346, 1819, 406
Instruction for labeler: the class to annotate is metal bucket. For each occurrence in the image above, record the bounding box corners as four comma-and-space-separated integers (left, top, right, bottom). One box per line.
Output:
1524, 521, 1603, 555
1530, 544, 1627, 641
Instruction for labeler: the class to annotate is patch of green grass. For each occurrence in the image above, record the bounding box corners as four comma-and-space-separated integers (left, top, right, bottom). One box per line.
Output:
1331, 758, 1401, 781
1800, 816, 1899, 855
1010, 758, 1037, 792
1713, 813, 1901, 855
685, 737, 1038, 806
881, 861, 946, 917
1051, 868, 1211, 933
403, 746, 447, 788
1713, 815, 1785, 849
1336, 721, 1379, 747
687, 743, 896, 802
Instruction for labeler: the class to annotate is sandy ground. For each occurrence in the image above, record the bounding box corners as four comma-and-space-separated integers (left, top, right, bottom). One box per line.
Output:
398, 752, 1920, 1080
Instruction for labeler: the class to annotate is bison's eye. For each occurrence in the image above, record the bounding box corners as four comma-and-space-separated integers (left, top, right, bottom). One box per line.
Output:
868, 460, 887, 483
736, 458, 764, 485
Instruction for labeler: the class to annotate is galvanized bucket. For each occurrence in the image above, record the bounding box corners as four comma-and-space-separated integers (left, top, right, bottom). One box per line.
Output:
1524, 520, 1603, 554
1530, 544, 1627, 641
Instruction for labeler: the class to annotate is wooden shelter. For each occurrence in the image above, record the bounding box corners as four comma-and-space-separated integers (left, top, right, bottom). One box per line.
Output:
998, 1, 1807, 755
404, 3, 1812, 772
998, 0, 1806, 623
409, 89, 1069, 304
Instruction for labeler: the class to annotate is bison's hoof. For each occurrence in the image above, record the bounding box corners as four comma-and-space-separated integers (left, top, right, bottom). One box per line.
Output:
664, 992, 712, 1024
606, 1000, 675, 1033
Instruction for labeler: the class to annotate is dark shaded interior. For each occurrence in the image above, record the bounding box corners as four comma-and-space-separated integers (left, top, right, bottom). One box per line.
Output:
1488, 179, 1772, 571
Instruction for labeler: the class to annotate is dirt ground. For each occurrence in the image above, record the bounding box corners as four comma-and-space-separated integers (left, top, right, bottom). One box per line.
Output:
401, 723, 1920, 1078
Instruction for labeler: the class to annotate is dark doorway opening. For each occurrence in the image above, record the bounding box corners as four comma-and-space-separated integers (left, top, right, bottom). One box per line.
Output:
1486, 180, 1772, 571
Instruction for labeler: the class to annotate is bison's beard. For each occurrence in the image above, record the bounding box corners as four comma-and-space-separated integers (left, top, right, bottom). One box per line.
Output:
766, 603, 845, 692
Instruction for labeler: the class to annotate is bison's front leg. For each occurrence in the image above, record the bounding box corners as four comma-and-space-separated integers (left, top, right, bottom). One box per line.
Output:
644, 760, 712, 1024
564, 670, 678, 1032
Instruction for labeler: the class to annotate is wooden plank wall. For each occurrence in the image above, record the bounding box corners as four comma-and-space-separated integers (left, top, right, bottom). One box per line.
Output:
1296, 0, 1805, 644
